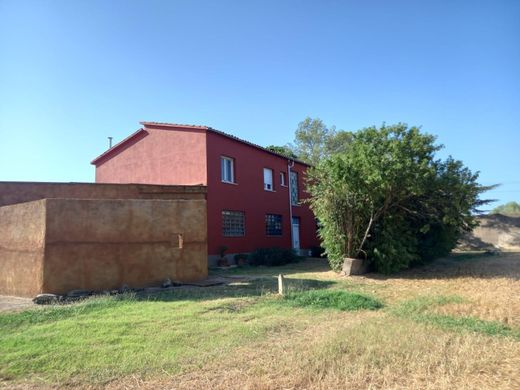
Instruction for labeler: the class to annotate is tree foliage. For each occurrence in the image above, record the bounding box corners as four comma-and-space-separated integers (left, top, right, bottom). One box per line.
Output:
307, 123, 493, 273
289, 117, 352, 165
491, 201, 520, 216
266, 145, 298, 159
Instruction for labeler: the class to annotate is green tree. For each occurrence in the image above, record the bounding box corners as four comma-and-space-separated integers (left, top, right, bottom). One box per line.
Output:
307, 123, 492, 273
492, 201, 520, 215
290, 117, 352, 165
266, 145, 298, 159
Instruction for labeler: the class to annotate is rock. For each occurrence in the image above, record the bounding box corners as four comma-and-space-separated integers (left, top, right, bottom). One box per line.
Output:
341, 257, 369, 276
67, 289, 91, 298
162, 278, 173, 288
144, 287, 163, 293
33, 293, 60, 305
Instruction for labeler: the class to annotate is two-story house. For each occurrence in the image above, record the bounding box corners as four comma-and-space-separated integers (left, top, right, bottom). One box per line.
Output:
91, 122, 319, 263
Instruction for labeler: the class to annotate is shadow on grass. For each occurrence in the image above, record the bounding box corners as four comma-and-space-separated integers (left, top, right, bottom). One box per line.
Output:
210, 257, 332, 278
135, 277, 336, 303
363, 252, 520, 281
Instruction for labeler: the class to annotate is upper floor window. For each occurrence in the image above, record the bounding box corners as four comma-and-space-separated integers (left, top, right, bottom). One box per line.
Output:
263, 168, 274, 191
280, 172, 286, 186
222, 210, 245, 237
290, 171, 299, 205
221, 156, 235, 183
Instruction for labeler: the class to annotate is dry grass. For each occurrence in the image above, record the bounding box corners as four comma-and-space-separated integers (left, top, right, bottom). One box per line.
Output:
2, 253, 519, 390
358, 253, 520, 326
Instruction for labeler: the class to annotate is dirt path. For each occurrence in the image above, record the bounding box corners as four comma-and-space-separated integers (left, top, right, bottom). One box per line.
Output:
0, 295, 34, 313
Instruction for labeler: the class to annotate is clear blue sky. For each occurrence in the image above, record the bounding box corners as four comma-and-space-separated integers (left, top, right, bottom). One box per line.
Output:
0, 0, 518, 209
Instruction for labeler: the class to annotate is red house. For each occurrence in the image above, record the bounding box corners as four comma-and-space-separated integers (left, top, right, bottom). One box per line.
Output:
92, 122, 319, 263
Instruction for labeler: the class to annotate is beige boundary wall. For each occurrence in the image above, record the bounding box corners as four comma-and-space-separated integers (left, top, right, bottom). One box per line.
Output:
0, 182, 208, 297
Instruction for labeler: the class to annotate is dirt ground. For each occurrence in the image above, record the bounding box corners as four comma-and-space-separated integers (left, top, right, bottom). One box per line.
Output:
0, 295, 34, 313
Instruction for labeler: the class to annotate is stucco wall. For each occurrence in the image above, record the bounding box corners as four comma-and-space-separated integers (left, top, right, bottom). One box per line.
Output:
42, 198, 207, 295
0, 200, 46, 297
94, 126, 208, 185
206, 131, 319, 255
0, 181, 206, 208
0, 197, 207, 297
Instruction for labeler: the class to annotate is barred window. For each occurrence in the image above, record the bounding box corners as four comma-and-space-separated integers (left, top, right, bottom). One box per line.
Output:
265, 214, 283, 236
222, 210, 245, 237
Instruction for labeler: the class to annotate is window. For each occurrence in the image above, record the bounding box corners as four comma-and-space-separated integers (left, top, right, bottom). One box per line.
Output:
290, 171, 299, 205
222, 210, 245, 237
221, 156, 235, 183
265, 214, 282, 236
263, 168, 274, 191
280, 172, 286, 186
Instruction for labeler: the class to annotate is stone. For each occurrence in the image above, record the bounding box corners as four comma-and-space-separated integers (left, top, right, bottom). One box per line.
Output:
67, 289, 91, 298
341, 257, 369, 276
144, 287, 163, 294
162, 278, 173, 288
33, 293, 60, 305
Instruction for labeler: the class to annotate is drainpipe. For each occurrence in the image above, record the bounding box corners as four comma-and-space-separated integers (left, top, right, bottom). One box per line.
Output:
287, 159, 295, 251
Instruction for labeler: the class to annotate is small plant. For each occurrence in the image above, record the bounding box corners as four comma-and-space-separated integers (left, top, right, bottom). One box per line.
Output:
234, 253, 248, 266
217, 245, 229, 267
248, 247, 297, 266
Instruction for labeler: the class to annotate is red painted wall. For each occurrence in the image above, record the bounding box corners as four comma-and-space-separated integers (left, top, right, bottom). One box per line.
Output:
205, 131, 319, 256
94, 124, 319, 256
95, 126, 207, 185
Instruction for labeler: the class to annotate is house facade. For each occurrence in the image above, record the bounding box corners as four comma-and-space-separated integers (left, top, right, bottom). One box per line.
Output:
92, 122, 319, 261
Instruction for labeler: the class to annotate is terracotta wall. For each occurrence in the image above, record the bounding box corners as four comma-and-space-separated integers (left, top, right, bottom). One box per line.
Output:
94, 126, 208, 185
0, 197, 207, 297
0, 200, 46, 297
0, 181, 206, 208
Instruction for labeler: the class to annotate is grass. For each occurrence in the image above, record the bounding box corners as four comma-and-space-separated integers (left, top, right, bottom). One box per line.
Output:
1, 254, 520, 389
393, 295, 520, 339
281, 289, 383, 311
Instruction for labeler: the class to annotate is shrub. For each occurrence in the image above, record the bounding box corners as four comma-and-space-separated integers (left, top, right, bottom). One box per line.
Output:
310, 246, 326, 258
234, 253, 249, 266
248, 247, 297, 267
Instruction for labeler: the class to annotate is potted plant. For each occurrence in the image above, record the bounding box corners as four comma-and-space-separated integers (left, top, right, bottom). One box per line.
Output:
217, 245, 229, 267
234, 253, 248, 266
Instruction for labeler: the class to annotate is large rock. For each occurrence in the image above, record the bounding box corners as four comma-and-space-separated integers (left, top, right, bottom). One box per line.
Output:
33, 293, 60, 305
342, 258, 369, 276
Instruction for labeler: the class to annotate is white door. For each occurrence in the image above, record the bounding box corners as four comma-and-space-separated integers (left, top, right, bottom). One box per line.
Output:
292, 217, 300, 250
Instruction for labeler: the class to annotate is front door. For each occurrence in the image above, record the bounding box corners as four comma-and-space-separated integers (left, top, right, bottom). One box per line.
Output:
292, 217, 300, 250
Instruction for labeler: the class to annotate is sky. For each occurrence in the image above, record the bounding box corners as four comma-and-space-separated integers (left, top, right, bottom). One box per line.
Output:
0, 0, 518, 210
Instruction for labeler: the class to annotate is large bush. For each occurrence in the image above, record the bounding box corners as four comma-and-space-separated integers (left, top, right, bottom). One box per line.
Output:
307, 123, 492, 273
248, 247, 297, 267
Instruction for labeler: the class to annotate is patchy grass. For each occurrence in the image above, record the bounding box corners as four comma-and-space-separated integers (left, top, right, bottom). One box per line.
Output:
1, 254, 520, 389
281, 289, 383, 311
393, 295, 520, 339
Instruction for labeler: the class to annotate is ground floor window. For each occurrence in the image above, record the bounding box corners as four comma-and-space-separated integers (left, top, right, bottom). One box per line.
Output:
222, 210, 245, 237
265, 214, 283, 236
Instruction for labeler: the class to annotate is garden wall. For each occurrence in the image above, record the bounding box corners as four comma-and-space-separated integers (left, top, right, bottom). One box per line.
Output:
0, 200, 46, 297
0, 181, 206, 207
0, 197, 207, 297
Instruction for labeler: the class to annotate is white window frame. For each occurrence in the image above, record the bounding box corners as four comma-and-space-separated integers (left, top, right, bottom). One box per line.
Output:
263, 168, 274, 191
221, 156, 235, 184
280, 171, 287, 186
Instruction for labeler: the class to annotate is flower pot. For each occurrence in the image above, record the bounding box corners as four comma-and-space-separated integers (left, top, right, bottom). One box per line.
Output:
341, 257, 369, 275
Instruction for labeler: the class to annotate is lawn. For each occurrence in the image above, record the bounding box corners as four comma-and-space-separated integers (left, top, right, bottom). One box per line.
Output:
1, 253, 519, 389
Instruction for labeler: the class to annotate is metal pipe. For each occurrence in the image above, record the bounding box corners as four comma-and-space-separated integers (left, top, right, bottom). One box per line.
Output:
287, 159, 295, 251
